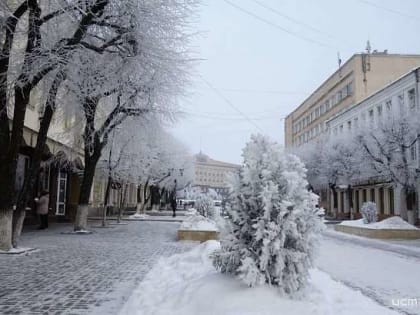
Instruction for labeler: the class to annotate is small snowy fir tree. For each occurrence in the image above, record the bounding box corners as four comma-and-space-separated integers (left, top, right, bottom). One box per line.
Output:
195, 193, 216, 219
213, 134, 323, 295
361, 202, 378, 224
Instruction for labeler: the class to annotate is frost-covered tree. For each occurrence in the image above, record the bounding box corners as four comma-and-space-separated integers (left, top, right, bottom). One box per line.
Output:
0, 0, 116, 250
294, 134, 361, 216
361, 202, 377, 224
194, 193, 215, 219
357, 114, 420, 221
213, 134, 323, 295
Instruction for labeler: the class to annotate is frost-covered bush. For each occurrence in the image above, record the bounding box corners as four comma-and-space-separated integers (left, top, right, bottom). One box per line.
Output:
195, 194, 216, 219
361, 202, 378, 224
213, 134, 323, 295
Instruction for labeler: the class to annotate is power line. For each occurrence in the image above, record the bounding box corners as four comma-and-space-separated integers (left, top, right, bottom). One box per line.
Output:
195, 86, 309, 95
222, 0, 332, 48
199, 75, 265, 133
251, 0, 333, 38
357, 0, 420, 22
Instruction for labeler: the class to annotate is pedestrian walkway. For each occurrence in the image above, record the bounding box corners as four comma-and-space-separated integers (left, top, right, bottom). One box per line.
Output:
0, 221, 195, 315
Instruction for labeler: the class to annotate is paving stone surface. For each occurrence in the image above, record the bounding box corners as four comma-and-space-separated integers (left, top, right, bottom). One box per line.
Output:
0, 221, 195, 314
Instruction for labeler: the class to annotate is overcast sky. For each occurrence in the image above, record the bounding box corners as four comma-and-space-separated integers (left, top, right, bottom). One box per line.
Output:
171, 0, 420, 164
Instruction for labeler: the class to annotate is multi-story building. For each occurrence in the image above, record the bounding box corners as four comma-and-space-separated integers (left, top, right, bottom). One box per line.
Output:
325, 67, 420, 224
285, 51, 420, 148
192, 152, 240, 195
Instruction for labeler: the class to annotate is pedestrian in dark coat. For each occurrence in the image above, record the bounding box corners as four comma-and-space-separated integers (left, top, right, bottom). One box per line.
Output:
35, 190, 49, 229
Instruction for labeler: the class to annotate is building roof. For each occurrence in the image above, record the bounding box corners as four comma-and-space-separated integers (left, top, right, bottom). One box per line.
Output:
194, 152, 240, 169
286, 53, 420, 120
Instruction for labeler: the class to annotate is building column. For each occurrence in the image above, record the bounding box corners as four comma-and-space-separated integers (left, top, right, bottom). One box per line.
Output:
366, 188, 372, 203
358, 189, 364, 211
374, 187, 381, 213
393, 184, 407, 219
384, 186, 391, 215
337, 190, 342, 213
330, 189, 335, 216
343, 190, 350, 213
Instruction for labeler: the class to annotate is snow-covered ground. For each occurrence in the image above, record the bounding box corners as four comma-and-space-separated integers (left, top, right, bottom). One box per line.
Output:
339, 216, 419, 230
318, 229, 420, 315
120, 241, 400, 315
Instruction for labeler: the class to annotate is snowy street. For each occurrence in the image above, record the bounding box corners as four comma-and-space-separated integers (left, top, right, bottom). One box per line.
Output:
0, 221, 193, 315
317, 228, 420, 315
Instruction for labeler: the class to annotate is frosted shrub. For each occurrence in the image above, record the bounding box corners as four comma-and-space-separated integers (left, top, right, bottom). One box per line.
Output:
195, 194, 216, 219
213, 134, 323, 295
361, 202, 378, 224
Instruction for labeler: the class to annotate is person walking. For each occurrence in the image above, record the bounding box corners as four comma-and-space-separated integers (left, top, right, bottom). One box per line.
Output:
170, 180, 177, 217
35, 190, 49, 229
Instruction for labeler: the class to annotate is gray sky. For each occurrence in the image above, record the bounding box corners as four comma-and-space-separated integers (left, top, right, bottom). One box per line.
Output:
172, 0, 420, 164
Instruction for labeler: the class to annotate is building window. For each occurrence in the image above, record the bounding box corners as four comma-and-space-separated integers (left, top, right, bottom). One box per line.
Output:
333, 127, 338, 135
377, 105, 383, 126
339, 125, 343, 133
398, 94, 405, 112
320, 104, 325, 114
386, 99, 392, 113
347, 121, 351, 131
354, 117, 359, 128
408, 88, 416, 109
369, 109, 374, 125
325, 100, 330, 111
346, 82, 353, 96
315, 107, 320, 118
337, 90, 342, 103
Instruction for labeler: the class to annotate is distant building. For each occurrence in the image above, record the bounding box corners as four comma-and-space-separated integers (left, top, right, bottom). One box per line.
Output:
285, 51, 420, 148
192, 152, 240, 195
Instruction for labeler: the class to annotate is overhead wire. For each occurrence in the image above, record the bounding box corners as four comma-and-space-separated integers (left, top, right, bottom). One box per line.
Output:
222, 0, 332, 49
199, 75, 265, 133
250, 0, 334, 39
357, 0, 420, 22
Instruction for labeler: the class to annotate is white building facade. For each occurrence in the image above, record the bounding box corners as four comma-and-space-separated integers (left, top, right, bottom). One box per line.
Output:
325, 67, 420, 223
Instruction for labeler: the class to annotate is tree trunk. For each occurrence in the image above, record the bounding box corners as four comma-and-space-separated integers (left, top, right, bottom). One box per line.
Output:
118, 183, 128, 223
74, 156, 98, 231
11, 209, 26, 248
0, 209, 13, 251
329, 183, 338, 218
12, 72, 64, 246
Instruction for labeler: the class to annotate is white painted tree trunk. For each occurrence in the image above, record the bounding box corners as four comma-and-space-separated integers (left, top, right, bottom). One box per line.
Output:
0, 209, 13, 251
12, 209, 26, 248
74, 204, 89, 231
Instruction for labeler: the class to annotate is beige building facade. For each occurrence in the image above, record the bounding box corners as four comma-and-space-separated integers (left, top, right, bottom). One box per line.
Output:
193, 153, 240, 195
285, 52, 420, 148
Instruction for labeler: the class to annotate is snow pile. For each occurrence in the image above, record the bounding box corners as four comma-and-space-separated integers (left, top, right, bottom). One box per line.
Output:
180, 214, 218, 231
214, 134, 323, 294
185, 208, 197, 216
119, 241, 399, 315
340, 216, 418, 230
129, 213, 150, 219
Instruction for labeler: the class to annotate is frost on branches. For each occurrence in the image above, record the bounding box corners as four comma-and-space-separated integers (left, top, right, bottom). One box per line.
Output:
195, 193, 216, 219
213, 134, 323, 295
361, 202, 378, 224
